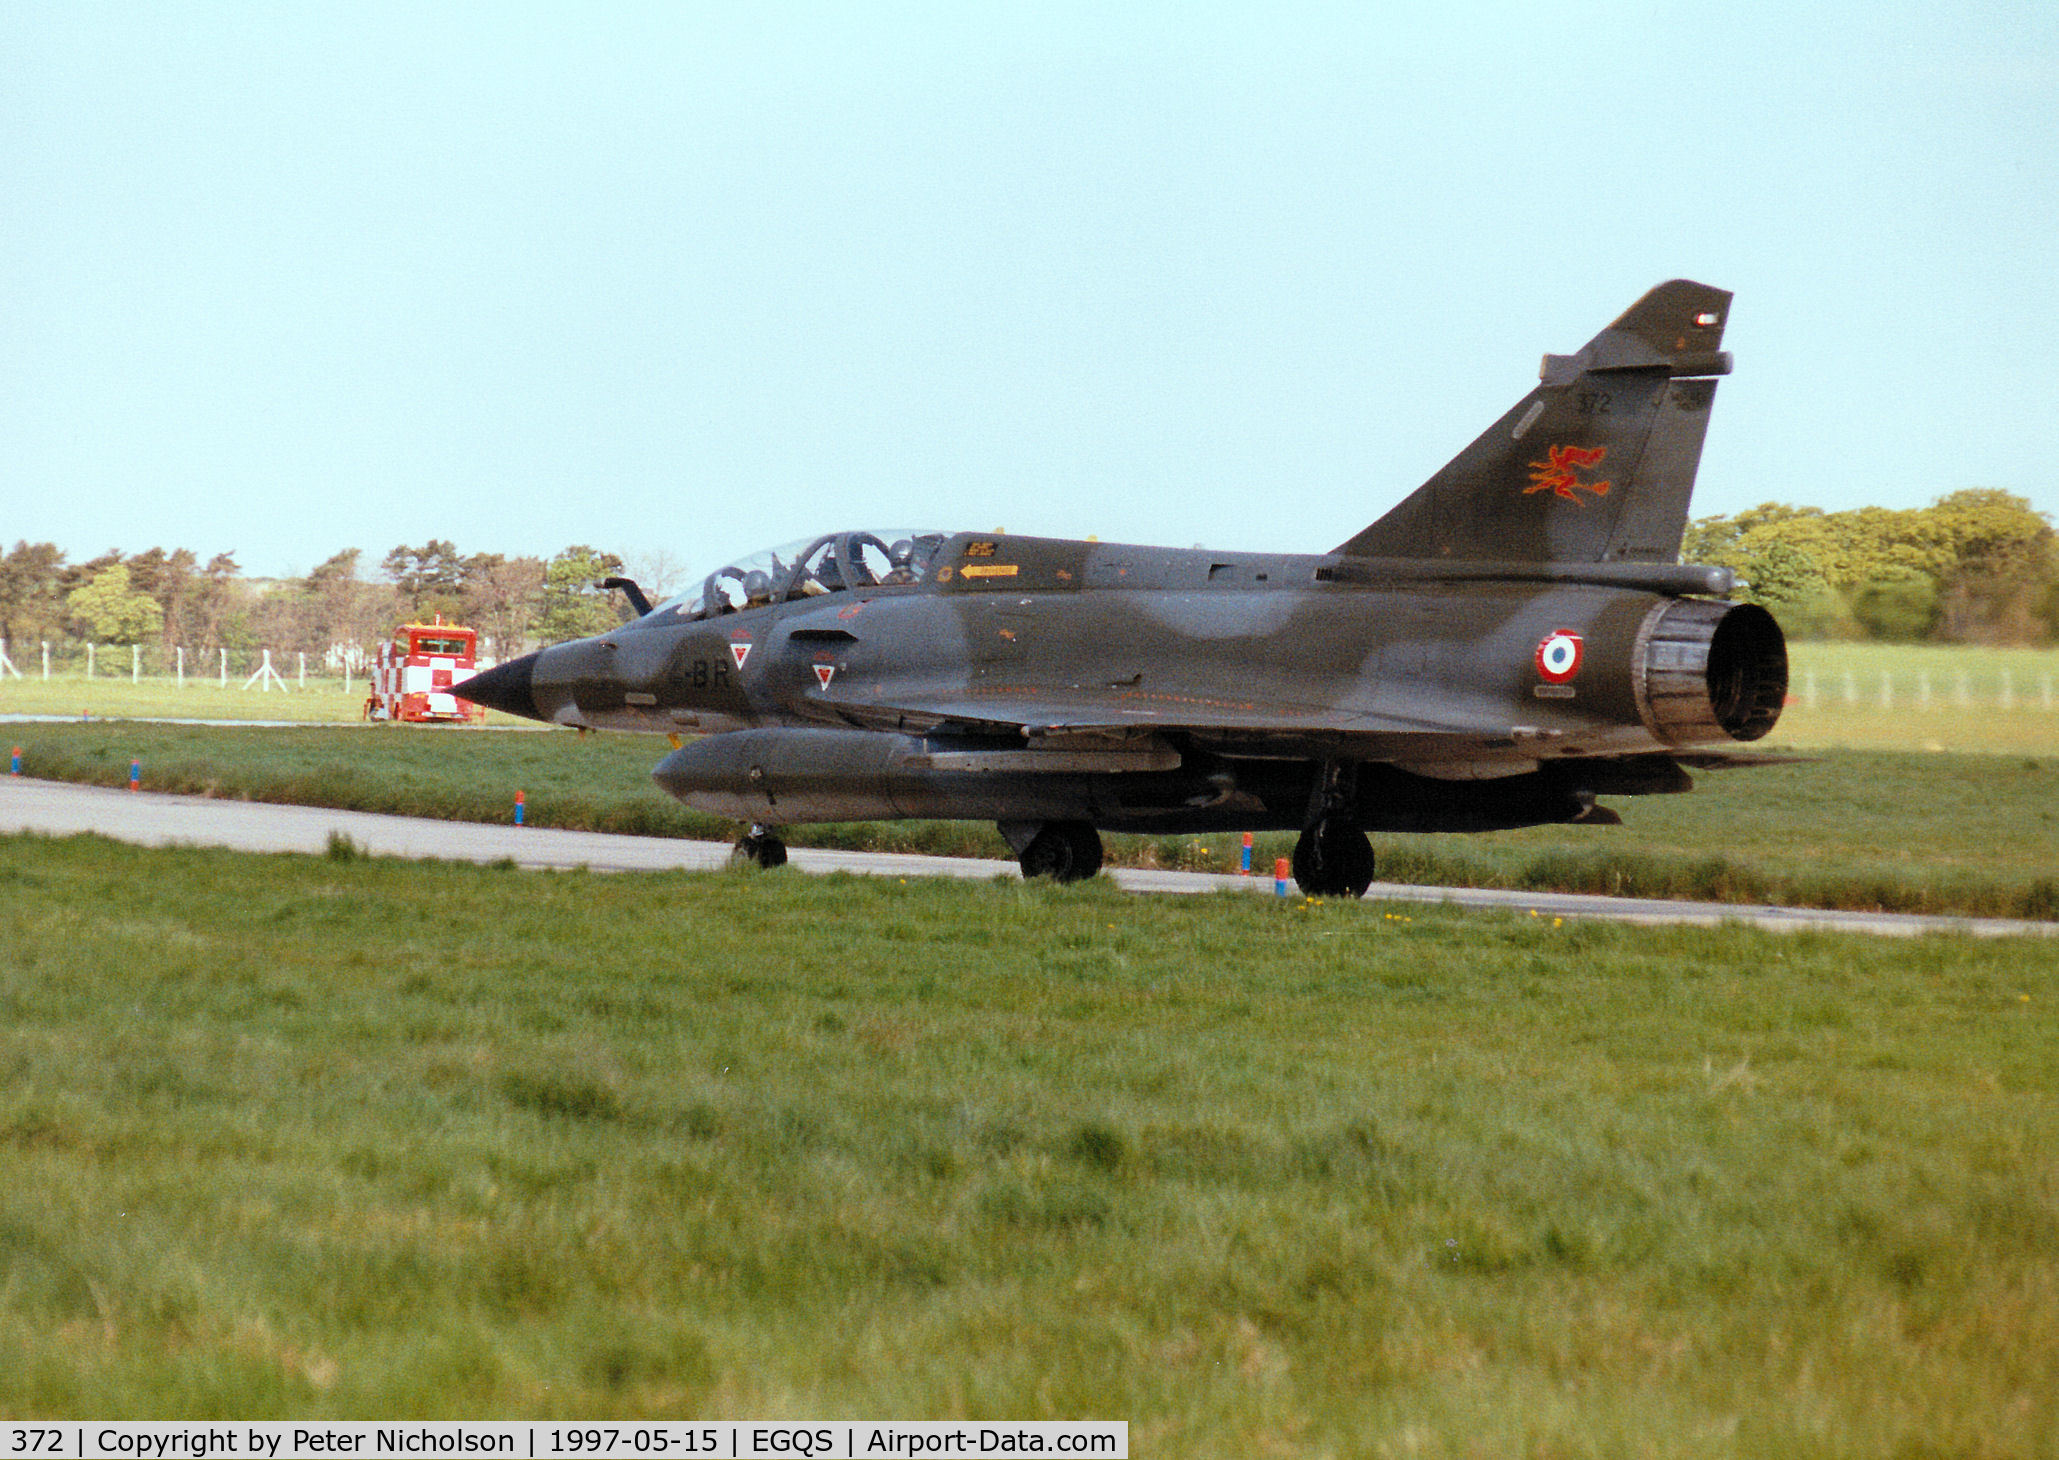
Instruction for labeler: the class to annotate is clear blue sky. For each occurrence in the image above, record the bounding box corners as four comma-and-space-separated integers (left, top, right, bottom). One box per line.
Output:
5, 2, 2053, 582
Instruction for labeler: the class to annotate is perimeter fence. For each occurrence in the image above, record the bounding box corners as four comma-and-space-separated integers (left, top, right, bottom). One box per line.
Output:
0, 639, 503, 689
1782, 644, 2059, 716
1793, 665, 2057, 712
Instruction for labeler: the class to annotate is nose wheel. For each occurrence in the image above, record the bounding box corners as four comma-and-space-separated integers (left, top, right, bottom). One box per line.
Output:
1291, 818, 1375, 899
733, 824, 788, 869
1011, 820, 1104, 883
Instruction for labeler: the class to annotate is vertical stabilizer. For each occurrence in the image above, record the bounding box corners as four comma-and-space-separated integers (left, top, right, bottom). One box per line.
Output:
1335, 281, 1733, 564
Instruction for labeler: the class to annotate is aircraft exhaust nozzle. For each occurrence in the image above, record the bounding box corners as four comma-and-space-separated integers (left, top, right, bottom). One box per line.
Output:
452, 650, 543, 723
1634, 600, 1787, 745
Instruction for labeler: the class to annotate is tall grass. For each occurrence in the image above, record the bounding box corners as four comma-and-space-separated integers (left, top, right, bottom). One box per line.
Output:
0, 833, 2055, 1453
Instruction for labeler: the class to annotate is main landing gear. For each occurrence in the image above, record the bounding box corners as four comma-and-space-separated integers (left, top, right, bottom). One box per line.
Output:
733, 823, 788, 869
1292, 760, 1374, 898
1291, 818, 1375, 899
1002, 819, 1105, 884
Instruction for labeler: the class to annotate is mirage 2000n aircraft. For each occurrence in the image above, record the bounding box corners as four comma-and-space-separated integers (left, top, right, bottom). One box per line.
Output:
458, 280, 1787, 897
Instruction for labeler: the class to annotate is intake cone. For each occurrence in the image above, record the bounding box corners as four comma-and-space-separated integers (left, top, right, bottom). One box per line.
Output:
454, 651, 543, 722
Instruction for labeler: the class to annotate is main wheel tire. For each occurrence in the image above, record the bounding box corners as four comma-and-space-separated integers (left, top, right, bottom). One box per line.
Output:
733, 833, 788, 869
1018, 821, 1104, 883
1291, 820, 1375, 898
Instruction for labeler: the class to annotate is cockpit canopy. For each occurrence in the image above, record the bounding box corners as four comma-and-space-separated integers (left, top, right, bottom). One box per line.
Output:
655, 530, 949, 620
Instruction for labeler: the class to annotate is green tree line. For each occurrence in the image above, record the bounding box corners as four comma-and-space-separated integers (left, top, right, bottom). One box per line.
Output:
0, 541, 645, 664
1682, 489, 2057, 643
4, 492, 2053, 664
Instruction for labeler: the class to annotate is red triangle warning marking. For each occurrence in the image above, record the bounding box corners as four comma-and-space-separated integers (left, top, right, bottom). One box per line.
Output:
814, 664, 836, 688
729, 643, 751, 669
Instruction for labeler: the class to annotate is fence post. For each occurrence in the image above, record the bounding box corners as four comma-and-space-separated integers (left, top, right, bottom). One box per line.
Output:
176, 646, 184, 687
298, 652, 306, 689
132, 644, 140, 683
242, 650, 289, 692
220, 647, 227, 687
42, 642, 50, 680
87, 642, 95, 678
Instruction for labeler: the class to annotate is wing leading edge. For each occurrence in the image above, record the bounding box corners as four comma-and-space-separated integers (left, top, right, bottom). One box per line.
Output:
808, 685, 1527, 765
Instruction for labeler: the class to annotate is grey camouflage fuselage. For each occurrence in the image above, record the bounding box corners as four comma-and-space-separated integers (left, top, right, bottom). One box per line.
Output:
458, 281, 1787, 890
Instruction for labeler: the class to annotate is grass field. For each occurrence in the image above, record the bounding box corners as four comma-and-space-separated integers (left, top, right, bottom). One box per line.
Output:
6, 721, 2055, 920
1, 833, 2054, 1451
0, 676, 376, 724
1771, 643, 2059, 755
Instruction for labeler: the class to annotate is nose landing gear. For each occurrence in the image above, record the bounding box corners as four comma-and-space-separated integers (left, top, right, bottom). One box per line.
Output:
733, 824, 789, 869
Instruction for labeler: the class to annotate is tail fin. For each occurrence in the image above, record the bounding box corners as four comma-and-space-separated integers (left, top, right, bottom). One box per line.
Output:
1335, 280, 1733, 564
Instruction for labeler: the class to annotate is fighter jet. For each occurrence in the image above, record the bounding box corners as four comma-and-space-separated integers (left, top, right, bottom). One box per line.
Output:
458, 280, 1785, 896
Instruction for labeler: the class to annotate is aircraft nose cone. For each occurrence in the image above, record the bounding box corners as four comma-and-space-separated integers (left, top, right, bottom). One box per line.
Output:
454, 651, 542, 722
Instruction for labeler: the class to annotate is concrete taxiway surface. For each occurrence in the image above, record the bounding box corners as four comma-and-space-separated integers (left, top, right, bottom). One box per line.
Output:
3, 776, 2053, 939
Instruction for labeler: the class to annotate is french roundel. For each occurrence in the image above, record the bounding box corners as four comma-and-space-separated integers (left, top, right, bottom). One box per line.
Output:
1535, 629, 1584, 683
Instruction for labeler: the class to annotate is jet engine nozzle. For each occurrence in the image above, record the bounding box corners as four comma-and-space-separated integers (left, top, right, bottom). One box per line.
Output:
1634, 599, 1787, 744
451, 650, 543, 723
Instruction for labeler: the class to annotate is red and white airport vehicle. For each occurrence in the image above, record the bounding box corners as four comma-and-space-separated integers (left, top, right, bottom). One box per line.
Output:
364, 618, 489, 724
